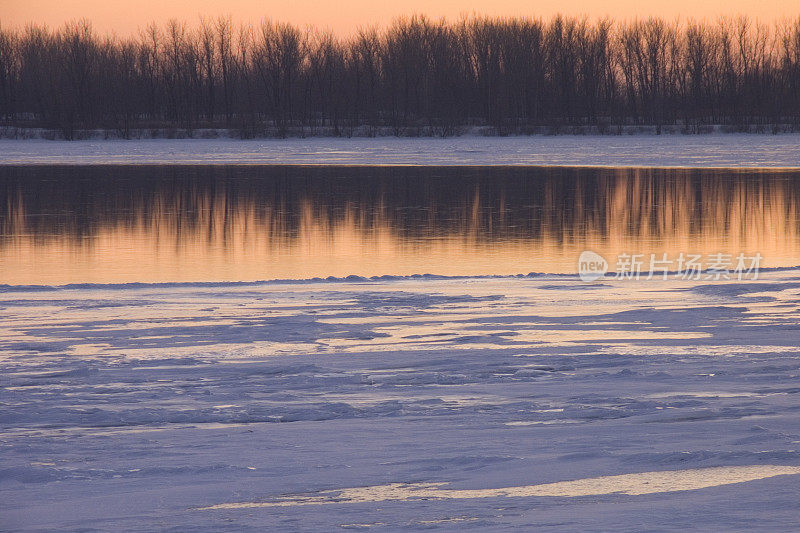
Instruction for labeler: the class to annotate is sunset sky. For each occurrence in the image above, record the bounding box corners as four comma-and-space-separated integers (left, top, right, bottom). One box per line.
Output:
4, 0, 799, 36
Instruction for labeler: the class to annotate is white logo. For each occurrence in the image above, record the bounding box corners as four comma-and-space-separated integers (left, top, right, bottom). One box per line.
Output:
578, 251, 608, 282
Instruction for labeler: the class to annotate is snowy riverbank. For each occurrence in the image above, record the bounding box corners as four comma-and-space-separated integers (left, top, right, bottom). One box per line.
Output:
2, 134, 800, 167
3, 272, 800, 530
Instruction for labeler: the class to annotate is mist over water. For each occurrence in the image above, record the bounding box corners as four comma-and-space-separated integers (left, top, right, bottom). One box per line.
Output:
1, 165, 799, 284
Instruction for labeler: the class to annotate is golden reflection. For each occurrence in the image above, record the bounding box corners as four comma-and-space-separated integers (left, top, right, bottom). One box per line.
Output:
196, 465, 800, 509
1, 166, 799, 284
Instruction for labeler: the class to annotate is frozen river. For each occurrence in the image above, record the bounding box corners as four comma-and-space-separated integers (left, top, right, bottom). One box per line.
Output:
2, 160, 800, 530
2, 272, 800, 530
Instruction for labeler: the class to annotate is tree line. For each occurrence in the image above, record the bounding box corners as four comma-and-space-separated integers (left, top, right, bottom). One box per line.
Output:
1, 15, 799, 139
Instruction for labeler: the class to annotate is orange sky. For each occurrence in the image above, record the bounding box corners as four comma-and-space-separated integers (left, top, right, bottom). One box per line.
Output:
3, 0, 799, 36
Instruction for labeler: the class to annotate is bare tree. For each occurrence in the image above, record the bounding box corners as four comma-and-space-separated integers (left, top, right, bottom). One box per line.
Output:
1, 15, 798, 137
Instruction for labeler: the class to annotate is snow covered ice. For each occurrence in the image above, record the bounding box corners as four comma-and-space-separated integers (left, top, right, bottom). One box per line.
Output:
3, 134, 800, 168
2, 271, 800, 530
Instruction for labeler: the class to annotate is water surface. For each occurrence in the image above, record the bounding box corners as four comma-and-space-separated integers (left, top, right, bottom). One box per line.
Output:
1, 165, 799, 284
